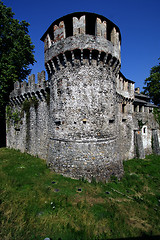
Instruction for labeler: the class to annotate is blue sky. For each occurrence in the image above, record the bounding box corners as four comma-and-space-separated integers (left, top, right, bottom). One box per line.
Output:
2, 0, 160, 90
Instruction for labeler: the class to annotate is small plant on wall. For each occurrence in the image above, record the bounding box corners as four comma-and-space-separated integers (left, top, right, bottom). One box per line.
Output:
153, 108, 160, 128
6, 96, 40, 131
6, 105, 22, 130
22, 97, 39, 118
138, 119, 148, 131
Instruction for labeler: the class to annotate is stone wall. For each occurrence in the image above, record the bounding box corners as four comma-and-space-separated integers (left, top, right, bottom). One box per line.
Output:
47, 53, 123, 181
6, 72, 50, 159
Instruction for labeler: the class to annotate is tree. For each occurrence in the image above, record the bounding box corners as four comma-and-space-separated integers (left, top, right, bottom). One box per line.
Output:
143, 58, 160, 106
0, 1, 36, 146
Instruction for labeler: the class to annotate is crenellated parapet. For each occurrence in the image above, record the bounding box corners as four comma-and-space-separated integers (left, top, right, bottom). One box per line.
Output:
41, 12, 121, 46
116, 72, 135, 103
9, 71, 50, 106
41, 12, 121, 76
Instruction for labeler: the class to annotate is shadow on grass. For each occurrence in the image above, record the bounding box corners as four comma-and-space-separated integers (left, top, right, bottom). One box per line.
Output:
104, 236, 160, 240
47, 236, 160, 240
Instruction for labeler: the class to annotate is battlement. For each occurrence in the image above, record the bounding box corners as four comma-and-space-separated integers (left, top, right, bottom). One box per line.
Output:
9, 71, 49, 105
116, 72, 135, 101
41, 12, 121, 74
41, 12, 121, 47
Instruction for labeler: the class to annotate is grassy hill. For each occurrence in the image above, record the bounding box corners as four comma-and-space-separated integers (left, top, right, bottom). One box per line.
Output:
0, 148, 160, 240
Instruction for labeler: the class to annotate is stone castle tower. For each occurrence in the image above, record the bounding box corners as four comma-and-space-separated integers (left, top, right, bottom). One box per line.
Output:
6, 12, 160, 182
41, 12, 123, 181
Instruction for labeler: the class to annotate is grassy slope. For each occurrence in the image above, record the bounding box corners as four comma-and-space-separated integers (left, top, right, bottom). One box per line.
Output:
0, 148, 160, 240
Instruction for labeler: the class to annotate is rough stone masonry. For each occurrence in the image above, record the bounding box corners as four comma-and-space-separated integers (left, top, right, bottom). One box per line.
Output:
6, 12, 160, 182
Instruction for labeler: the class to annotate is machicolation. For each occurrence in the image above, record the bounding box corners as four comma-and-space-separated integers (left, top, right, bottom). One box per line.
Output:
6, 12, 160, 182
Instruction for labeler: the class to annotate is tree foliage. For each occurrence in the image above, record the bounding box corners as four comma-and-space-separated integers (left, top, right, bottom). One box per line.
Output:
153, 108, 160, 128
0, 1, 36, 146
143, 58, 160, 106
0, 1, 36, 112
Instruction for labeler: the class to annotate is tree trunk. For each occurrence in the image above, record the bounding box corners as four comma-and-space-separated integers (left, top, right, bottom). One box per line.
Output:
0, 112, 6, 147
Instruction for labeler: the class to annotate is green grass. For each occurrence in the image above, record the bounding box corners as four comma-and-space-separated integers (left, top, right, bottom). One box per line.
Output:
0, 148, 160, 240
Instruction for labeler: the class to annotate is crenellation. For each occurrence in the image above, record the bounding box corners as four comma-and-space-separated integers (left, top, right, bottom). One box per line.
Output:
14, 81, 20, 89
53, 21, 66, 42
28, 74, 35, 91
73, 16, 85, 36
38, 70, 45, 84
44, 34, 52, 51
21, 81, 27, 92
96, 18, 107, 38
9, 71, 49, 106
111, 27, 119, 46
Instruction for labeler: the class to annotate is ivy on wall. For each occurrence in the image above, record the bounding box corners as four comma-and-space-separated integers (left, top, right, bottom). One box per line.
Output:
138, 119, 148, 131
6, 97, 40, 130
153, 108, 160, 128
6, 106, 22, 129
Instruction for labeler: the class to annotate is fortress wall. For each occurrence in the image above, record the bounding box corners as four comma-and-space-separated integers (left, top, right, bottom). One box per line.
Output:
6, 72, 50, 159
6, 12, 160, 182
133, 112, 160, 155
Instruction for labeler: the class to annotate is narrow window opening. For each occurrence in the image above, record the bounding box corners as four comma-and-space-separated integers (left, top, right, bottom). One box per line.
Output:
134, 105, 137, 112
77, 188, 82, 192
55, 120, 61, 126
57, 89, 62, 96
122, 104, 126, 113
83, 119, 87, 124
109, 119, 114, 124
139, 105, 142, 112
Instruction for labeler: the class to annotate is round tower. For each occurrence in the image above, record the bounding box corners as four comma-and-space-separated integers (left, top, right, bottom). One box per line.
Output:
41, 12, 123, 181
